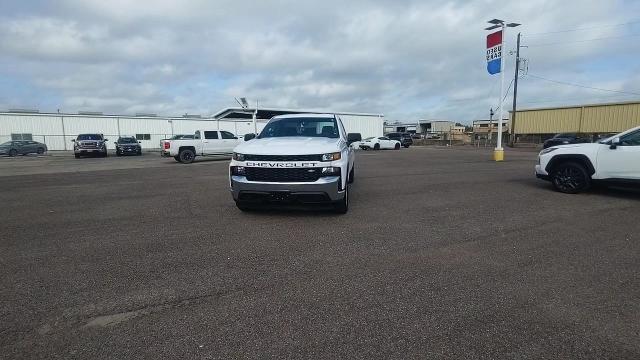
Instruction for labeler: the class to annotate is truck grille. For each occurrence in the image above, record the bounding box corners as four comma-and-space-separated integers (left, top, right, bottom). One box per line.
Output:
244, 154, 323, 162
245, 167, 323, 182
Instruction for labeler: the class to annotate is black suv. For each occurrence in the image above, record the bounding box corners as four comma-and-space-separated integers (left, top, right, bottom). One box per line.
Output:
115, 136, 142, 156
387, 132, 413, 148
543, 133, 592, 149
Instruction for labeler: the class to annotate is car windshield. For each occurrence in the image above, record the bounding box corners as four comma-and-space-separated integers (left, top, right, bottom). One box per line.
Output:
118, 138, 137, 143
0, 141, 12, 146
259, 117, 339, 138
77, 134, 102, 140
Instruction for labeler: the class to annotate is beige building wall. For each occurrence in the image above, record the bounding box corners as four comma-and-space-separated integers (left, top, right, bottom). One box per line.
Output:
512, 101, 640, 135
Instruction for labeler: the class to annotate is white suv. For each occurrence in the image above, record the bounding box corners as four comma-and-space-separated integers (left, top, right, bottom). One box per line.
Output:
536, 125, 640, 193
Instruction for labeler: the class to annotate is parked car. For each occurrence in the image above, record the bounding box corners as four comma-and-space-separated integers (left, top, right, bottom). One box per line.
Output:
387, 132, 413, 148
115, 136, 142, 156
229, 114, 360, 213
0, 140, 47, 156
543, 133, 592, 149
536, 125, 640, 193
359, 136, 401, 150
161, 130, 241, 163
73, 134, 108, 158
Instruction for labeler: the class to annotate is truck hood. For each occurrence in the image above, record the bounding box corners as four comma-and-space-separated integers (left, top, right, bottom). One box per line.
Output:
234, 137, 341, 155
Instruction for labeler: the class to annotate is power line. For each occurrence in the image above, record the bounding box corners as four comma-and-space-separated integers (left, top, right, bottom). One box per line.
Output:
525, 20, 640, 36
525, 74, 640, 96
526, 33, 640, 47
494, 79, 514, 112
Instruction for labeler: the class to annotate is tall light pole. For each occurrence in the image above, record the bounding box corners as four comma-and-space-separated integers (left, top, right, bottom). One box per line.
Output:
485, 19, 519, 161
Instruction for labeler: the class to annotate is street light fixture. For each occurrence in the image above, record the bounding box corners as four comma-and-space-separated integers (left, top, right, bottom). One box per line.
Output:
485, 18, 520, 161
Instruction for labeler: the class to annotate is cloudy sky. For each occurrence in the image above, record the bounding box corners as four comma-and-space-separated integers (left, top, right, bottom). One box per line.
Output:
1, 0, 639, 123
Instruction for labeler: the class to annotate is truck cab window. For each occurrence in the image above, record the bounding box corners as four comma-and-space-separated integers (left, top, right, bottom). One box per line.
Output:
204, 131, 218, 139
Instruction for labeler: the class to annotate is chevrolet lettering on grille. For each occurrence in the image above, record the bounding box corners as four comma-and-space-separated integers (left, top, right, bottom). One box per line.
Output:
245, 162, 319, 168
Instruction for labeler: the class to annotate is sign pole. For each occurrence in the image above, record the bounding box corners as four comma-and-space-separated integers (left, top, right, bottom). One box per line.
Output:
494, 22, 506, 161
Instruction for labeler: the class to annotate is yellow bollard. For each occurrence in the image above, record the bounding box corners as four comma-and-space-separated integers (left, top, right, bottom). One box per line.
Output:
493, 149, 504, 162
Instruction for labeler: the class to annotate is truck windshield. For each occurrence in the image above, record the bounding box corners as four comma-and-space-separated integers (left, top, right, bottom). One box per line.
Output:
259, 117, 339, 138
118, 138, 137, 143
77, 134, 102, 140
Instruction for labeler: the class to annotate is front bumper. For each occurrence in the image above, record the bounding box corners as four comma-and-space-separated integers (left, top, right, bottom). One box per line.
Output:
535, 164, 551, 181
74, 148, 106, 154
230, 175, 344, 203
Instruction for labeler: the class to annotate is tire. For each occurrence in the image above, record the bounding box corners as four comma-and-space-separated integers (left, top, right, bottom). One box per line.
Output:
9, 149, 17, 157
116, 150, 122, 157
394, 143, 400, 150
178, 149, 195, 164
551, 161, 591, 194
103, 151, 108, 158
137, 150, 142, 156
333, 184, 349, 214
75, 154, 80, 159
373, 143, 380, 150
348, 166, 355, 184
37, 147, 45, 154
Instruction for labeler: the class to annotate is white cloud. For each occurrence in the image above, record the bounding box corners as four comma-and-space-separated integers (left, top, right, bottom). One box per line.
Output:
0, 0, 639, 123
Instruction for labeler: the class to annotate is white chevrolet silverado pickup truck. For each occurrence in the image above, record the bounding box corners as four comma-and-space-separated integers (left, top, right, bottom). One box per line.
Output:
161, 130, 241, 163
536, 125, 640, 193
229, 114, 362, 213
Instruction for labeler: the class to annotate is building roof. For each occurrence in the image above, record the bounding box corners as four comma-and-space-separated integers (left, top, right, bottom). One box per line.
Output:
514, 100, 640, 113
213, 107, 383, 120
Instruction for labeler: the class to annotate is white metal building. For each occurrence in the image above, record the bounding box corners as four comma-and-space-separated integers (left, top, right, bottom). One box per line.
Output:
0, 108, 384, 151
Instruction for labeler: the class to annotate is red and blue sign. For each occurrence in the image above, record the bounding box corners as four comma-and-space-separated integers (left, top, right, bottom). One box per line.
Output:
486, 30, 502, 75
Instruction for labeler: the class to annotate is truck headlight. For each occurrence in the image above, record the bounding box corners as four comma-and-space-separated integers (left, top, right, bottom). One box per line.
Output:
322, 152, 341, 161
231, 166, 246, 175
321, 167, 340, 176
233, 152, 245, 161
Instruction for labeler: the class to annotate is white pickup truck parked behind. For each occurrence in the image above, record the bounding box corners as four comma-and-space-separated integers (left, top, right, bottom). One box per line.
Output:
161, 130, 241, 163
229, 114, 361, 213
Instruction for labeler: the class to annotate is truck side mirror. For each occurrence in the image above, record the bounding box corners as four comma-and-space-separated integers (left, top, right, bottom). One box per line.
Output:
347, 133, 362, 145
610, 137, 621, 150
244, 133, 256, 141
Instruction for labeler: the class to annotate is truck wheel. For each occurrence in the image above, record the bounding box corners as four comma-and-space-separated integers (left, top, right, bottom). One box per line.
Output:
37, 147, 45, 154
552, 162, 591, 194
394, 143, 400, 150
348, 166, 355, 184
178, 149, 195, 164
333, 185, 349, 214
373, 143, 380, 150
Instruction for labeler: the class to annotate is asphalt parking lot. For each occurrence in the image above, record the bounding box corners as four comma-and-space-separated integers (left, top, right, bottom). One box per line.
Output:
1, 147, 639, 359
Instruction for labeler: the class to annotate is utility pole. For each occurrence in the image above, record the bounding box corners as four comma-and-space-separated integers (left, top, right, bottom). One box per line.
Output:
509, 32, 521, 147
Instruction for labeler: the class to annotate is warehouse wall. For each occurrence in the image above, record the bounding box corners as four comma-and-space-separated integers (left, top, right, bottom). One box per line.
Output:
0, 112, 383, 150
512, 102, 640, 135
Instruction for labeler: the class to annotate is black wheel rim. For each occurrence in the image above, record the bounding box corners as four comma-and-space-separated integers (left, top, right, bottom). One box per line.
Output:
182, 152, 193, 161
554, 166, 586, 191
